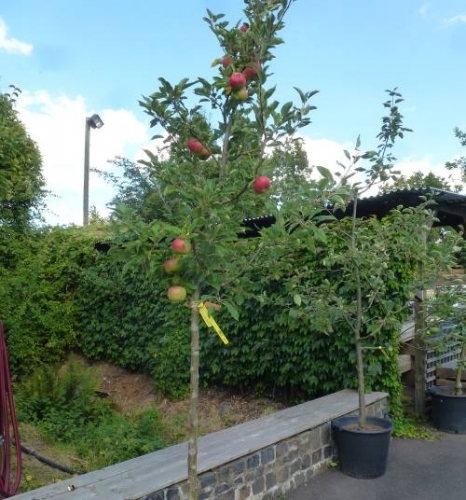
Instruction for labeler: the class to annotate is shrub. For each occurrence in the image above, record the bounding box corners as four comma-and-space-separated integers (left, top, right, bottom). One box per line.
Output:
0, 225, 101, 374
16, 357, 112, 441
16, 356, 167, 468
74, 410, 166, 469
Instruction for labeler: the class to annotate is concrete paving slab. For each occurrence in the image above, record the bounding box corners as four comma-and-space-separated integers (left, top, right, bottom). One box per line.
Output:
287, 432, 466, 500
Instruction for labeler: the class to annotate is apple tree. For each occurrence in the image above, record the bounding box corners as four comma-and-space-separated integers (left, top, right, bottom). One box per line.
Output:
108, 1, 338, 497
288, 90, 441, 428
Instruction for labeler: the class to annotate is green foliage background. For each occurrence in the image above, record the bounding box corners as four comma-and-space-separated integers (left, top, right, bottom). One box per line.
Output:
0, 4, 444, 422
0, 225, 101, 373
0, 89, 46, 229
70, 215, 418, 406
0, 212, 419, 407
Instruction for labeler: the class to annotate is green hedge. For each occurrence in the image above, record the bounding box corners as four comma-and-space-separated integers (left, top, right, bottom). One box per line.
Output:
0, 219, 416, 407
0, 225, 100, 374
75, 219, 416, 404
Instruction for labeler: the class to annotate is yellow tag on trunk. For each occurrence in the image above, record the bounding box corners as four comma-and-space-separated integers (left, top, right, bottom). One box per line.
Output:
198, 303, 229, 345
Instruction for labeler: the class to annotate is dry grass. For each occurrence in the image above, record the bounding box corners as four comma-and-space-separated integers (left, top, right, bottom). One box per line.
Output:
16, 362, 285, 493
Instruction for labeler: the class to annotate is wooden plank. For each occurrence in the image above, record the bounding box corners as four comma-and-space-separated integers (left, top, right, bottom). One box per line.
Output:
436, 361, 466, 382
398, 354, 413, 374
435, 379, 466, 389
13, 389, 387, 500
414, 295, 427, 415
400, 320, 415, 343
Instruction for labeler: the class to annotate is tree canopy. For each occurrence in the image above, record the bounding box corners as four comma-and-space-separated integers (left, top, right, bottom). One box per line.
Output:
0, 87, 46, 230
380, 171, 459, 194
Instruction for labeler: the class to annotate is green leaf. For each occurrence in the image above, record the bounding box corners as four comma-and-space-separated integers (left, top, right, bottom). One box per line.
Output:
223, 301, 239, 321
293, 87, 306, 104
316, 166, 334, 182
293, 294, 302, 306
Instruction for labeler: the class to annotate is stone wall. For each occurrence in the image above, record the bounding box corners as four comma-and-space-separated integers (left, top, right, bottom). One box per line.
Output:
143, 396, 387, 500
14, 390, 388, 500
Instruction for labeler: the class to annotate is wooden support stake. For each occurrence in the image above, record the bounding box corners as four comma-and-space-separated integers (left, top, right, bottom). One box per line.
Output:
413, 289, 427, 416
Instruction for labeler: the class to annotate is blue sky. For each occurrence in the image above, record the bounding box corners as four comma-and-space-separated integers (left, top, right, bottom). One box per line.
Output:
1, 0, 465, 225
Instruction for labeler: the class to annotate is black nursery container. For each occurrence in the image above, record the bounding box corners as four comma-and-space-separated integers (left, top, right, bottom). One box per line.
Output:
430, 386, 466, 434
332, 415, 392, 479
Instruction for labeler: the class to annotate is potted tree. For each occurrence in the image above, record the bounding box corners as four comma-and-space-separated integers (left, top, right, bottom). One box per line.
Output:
328, 193, 432, 478
425, 268, 466, 433
296, 92, 434, 478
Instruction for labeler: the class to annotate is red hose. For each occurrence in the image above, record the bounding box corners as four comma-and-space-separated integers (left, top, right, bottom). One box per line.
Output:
0, 322, 21, 497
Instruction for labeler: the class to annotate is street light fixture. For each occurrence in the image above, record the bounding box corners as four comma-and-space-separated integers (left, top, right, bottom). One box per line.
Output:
83, 113, 104, 226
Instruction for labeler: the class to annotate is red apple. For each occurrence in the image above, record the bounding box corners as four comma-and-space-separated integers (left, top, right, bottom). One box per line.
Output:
253, 175, 271, 194
243, 66, 258, 81
229, 72, 247, 89
198, 147, 211, 160
233, 87, 249, 101
239, 23, 249, 32
222, 55, 234, 68
186, 137, 204, 153
171, 238, 191, 254
167, 286, 187, 303
163, 257, 181, 274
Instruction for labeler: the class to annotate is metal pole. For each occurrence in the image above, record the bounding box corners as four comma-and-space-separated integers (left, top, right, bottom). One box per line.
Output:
83, 118, 91, 226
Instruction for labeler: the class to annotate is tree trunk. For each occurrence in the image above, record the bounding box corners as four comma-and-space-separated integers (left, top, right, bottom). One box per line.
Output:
455, 346, 466, 396
188, 287, 201, 500
355, 278, 367, 428
351, 192, 366, 428
413, 224, 429, 416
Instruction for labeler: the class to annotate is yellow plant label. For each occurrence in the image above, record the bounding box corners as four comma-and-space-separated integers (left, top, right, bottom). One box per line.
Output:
198, 303, 229, 345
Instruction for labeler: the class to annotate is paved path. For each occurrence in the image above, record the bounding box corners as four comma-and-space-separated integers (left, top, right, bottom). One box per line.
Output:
288, 432, 466, 500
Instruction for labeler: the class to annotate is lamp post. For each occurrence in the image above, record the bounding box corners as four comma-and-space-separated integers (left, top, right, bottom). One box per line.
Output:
83, 113, 104, 226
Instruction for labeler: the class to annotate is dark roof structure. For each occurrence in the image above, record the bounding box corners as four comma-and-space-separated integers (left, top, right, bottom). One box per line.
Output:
95, 189, 466, 250
347, 188, 466, 229
240, 188, 466, 238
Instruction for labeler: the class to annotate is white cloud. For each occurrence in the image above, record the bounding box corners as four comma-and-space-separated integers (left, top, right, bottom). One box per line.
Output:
299, 136, 464, 196
0, 17, 33, 55
300, 135, 373, 189
396, 157, 440, 178
13, 96, 463, 227
444, 14, 466, 25
300, 136, 351, 173
16, 91, 150, 225
418, 3, 429, 16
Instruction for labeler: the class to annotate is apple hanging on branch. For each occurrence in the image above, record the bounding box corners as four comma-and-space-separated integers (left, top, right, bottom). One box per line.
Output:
233, 87, 249, 101
163, 257, 181, 274
222, 55, 235, 68
243, 63, 260, 81
229, 72, 247, 90
167, 285, 187, 303
186, 138, 210, 160
171, 238, 191, 254
253, 175, 271, 194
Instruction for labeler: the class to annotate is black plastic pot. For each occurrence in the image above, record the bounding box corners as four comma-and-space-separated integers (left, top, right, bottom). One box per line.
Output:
332, 415, 392, 479
430, 386, 466, 434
